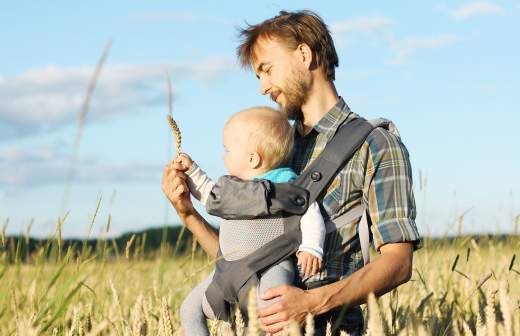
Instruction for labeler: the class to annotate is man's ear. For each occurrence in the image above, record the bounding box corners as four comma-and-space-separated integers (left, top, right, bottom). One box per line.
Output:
249, 152, 262, 169
295, 43, 313, 70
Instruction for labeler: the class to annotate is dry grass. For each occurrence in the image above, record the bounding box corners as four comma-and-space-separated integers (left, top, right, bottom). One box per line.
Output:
0, 236, 519, 335
62, 41, 112, 212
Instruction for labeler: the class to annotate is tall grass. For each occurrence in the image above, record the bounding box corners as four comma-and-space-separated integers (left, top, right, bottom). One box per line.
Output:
1, 222, 519, 335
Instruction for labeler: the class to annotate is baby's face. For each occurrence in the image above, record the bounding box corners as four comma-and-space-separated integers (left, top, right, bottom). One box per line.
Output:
222, 119, 254, 180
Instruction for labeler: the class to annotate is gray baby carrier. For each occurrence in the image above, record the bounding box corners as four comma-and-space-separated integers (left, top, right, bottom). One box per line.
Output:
204, 117, 375, 322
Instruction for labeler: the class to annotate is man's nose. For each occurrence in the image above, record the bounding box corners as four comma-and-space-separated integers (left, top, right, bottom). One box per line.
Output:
259, 76, 271, 95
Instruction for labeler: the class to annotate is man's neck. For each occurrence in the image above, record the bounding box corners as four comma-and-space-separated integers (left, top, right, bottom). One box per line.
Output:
301, 80, 339, 134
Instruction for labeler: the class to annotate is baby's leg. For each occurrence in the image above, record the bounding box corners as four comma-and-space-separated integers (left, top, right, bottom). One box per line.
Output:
257, 259, 296, 310
180, 271, 217, 336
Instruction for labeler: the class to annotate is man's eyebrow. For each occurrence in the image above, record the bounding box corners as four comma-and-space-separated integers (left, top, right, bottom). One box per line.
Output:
255, 62, 269, 74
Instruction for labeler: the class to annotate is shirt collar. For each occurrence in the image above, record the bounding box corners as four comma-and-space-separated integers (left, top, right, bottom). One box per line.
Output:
294, 97, 356, 142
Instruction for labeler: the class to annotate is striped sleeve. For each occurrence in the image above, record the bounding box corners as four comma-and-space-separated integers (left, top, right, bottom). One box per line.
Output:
363, 128, 421, 251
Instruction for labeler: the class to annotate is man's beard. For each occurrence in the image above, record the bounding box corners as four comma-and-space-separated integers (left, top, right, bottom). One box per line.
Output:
278, 68, 311, 120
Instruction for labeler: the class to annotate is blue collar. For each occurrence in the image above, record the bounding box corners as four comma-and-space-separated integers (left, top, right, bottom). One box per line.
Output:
254, 167, 297, 183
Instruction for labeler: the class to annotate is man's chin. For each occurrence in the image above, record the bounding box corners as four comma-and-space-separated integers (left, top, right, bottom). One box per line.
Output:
281, 105, 302, 120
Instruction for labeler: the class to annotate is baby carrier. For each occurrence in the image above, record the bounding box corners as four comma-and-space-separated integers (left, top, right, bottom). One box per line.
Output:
204, 117, 387, 321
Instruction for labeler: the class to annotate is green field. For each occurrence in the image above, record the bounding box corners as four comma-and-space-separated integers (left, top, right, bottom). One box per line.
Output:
1, 233, 519, 335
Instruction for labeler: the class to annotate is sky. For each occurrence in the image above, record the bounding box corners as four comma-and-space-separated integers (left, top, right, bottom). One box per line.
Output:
1, 1, 519, 238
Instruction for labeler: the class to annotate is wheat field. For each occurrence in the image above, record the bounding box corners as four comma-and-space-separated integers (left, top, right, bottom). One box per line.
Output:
1, 233, 519, 336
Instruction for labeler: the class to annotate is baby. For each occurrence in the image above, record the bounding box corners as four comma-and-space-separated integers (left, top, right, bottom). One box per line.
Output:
178, 106, 325, 335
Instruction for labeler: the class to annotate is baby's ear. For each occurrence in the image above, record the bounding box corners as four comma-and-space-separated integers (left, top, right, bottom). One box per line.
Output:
248, 152, 262, 169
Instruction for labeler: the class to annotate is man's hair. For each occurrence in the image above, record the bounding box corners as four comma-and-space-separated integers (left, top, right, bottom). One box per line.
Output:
237, 10, 339, 81
228, 107, 294, 170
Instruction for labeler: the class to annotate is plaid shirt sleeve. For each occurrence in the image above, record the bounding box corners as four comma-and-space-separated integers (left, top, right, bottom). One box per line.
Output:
363, 128, 421, 251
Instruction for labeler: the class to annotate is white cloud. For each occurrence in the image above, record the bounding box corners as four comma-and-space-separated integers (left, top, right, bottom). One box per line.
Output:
0, 141, 69, 162
452, 1, 504, 19
331, 16, 393, 35
0, 58, 236, 140
331, 16, 459, 65
389, 34, 460, 65
0, 142, 160, 188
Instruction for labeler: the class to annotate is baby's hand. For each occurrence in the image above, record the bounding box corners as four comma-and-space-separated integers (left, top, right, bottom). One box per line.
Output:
175, 153, 194, 171
296, 251, 323, 278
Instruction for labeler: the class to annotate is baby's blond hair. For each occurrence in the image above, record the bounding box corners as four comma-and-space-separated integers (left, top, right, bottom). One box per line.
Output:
227, 106, 294, 170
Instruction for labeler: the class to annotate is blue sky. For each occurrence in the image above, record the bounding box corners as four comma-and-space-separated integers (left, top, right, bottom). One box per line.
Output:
1, 1, 519, 238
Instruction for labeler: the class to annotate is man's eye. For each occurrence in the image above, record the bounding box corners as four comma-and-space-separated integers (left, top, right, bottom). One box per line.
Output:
267, 67, 272, 75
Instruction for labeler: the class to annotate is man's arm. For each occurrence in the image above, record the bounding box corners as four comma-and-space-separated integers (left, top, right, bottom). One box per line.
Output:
162, 157, 219, 258
179, 211, 219, 258
258, 242, 413, 334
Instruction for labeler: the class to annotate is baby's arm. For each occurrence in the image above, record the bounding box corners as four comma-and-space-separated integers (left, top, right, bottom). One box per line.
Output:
297, 202, 325, 277
176, 154, 215, 205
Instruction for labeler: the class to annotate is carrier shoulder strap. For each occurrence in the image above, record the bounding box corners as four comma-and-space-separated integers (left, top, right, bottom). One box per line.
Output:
242, 117, 375, 276
292, 117, 374, 266
292, 117, 374, 205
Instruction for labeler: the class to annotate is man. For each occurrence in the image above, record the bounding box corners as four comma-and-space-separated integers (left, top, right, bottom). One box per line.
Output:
162, 10, 420, 335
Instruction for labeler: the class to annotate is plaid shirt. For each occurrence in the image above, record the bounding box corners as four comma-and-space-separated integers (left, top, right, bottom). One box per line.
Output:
289, 97, 421, 285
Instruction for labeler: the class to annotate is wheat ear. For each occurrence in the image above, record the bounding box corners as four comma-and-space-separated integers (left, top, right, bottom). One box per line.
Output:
235, 307, 245, 336
165, 74, 181, 157
246, 287, 259, 336
160, 297, 174, 336
167, 115, 182, 157
304, 313, 314, 336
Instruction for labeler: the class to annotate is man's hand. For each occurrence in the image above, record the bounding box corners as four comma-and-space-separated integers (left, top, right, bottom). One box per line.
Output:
258, 242, 415, 335
162, 158, 194, 218
162, 154, 220, 257
259, 285, 317, 335
296, 251, 322, 278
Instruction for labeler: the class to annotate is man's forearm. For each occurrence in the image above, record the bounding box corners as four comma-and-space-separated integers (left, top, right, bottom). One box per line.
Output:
180, 211, 219, 258
308, 243, 413, 315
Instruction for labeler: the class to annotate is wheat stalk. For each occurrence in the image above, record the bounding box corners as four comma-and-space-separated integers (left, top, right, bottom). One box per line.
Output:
325, 321, 332, 336
485, 289, 497, 336
167, 115, 182, 157
165, 74, 181, 157
160, 297, 174, 336
109, 279, 124, 324
1, 218, 7, 250
125, 234, 136, 259
68, 306, 79, 336
132, 295, 148, 336
304, 313, 314, 336
461, 320, 473, 336
63, 41, 112, 212
235, 306, 245, 336
25, 218, 33, 247
209, 320, 220, 336
499, 282, 513, 336
86, 320, 109, 336
246, 287, 259, 336
220, 322, 234, 336
288, 320, 302, 335
366, 293, 384, 336
84, 303, 92, 333
27, 280, 36, 307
